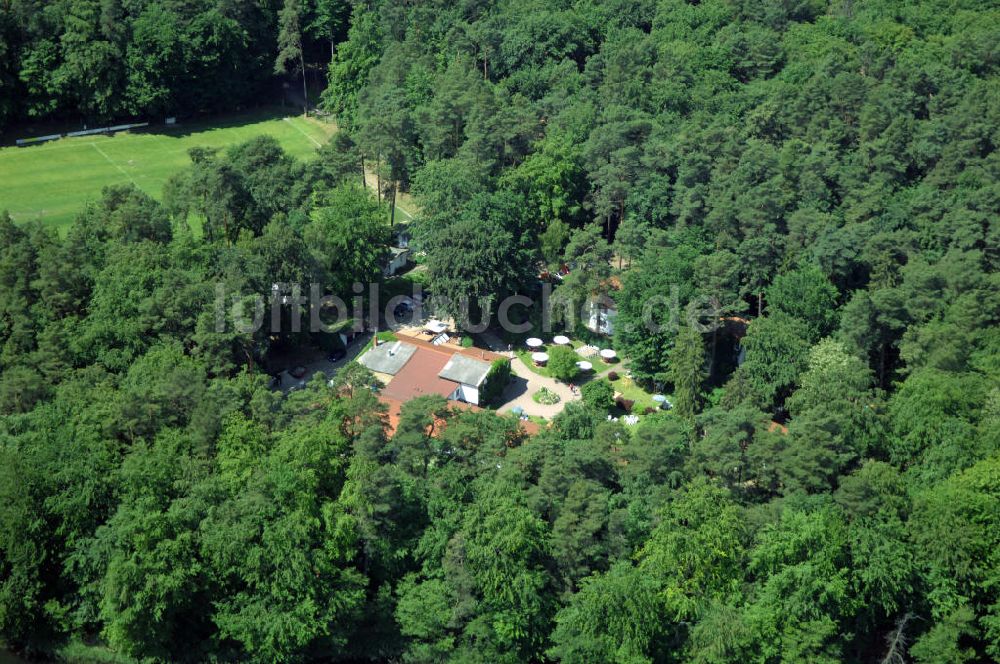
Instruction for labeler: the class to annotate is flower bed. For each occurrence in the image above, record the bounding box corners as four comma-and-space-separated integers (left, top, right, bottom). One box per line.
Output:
532, 387, 561, 405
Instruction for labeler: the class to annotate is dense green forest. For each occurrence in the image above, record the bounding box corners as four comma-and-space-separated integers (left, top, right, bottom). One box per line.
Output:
0, 0, 347, 132
1, 0, 999, 662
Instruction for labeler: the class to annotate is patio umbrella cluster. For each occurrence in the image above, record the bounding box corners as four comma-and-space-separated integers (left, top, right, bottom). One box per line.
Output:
523, 335, 618, 369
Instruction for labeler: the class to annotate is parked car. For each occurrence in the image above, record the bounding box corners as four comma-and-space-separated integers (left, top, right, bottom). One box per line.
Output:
328, 348, 347, 362
289, 365, 307, 379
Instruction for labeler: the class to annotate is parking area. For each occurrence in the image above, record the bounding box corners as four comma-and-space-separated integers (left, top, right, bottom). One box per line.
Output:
270, 332, 372, 393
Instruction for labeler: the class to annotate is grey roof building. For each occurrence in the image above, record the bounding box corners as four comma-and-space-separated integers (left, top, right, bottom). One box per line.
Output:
438, 354, 492, 387
357, 341, 417, 375
356, 336, 505, 407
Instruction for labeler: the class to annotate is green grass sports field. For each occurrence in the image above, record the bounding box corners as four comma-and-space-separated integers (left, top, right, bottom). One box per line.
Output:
0, 109, 334, 231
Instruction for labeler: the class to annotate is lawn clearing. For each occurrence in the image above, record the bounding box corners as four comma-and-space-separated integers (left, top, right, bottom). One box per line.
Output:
609, 375, 664, 414
516, 348, 556, 379
0, 108, 334, 231
362, 166, 419, 223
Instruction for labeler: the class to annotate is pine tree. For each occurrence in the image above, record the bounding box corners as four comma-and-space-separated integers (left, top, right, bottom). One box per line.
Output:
276, 0, 308, 115
670, 324, 706, 420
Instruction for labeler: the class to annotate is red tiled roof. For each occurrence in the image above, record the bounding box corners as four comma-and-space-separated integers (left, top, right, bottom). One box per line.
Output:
371, 336, 529, 438
379, 394, 477, 437
381, 346, 457, 402
379, 395, 405, 436
380, 393, 540, 439
394, 332, 507, 363
376, 335, 507, 404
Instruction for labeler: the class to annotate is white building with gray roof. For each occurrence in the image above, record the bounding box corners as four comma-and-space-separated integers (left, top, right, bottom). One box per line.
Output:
356, 339, 498, 406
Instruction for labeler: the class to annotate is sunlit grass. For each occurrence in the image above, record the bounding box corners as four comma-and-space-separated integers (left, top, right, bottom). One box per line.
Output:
0, 108, 333, 232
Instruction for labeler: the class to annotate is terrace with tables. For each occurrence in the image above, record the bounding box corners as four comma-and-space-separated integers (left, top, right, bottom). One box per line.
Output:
480, 330, 674, 423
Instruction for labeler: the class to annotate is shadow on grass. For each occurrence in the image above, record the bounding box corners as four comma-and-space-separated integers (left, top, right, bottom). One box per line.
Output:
3, 105, 318, 149
139, 106, 307, 140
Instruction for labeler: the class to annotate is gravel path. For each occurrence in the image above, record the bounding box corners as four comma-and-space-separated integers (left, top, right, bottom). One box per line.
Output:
496, 355, 580, 418
476, 329, 590, 417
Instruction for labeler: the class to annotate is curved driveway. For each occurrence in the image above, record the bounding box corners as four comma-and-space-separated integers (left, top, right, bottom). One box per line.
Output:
496, 355, 580, 418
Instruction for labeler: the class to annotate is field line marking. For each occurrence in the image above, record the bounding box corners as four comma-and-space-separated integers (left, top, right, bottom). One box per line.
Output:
283, 117, 323, 148
89, 142, 139, 187
3, 130, 148, 154
0, 139, 100, 153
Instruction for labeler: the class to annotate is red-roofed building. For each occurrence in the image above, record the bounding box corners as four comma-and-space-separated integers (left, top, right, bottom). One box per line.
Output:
357, 335, 508, 407
379, 394, 479, 437
355, 330, 533, 438
379, 394, 539, 439
381, 346, 457, 401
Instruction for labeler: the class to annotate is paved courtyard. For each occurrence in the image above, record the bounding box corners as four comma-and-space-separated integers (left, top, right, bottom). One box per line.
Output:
474, 329, 580, 417
495, 355, 581, 418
